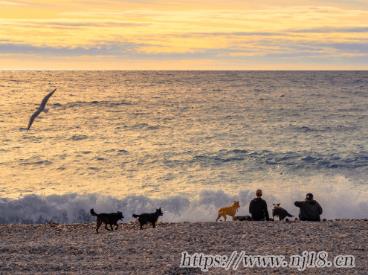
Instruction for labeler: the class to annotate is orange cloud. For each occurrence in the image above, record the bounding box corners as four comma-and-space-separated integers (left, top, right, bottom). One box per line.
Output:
0, 1, 367, 69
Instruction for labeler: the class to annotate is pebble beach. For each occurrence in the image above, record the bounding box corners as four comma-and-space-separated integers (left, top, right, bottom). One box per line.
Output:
0, 220, 367, 274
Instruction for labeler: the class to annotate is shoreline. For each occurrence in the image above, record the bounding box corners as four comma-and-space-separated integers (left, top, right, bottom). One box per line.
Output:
0, 220, 367, 274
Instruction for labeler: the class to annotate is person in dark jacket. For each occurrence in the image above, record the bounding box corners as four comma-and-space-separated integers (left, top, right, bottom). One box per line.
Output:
294, 193, 323, 221
249, 189, 270, 221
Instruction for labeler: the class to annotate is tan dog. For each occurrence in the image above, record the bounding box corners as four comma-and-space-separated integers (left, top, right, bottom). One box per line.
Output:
216, 201, 240, 221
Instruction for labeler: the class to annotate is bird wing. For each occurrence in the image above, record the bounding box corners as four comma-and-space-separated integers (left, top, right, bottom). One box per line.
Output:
39, 88, 56, 110
27, 109, 42, 130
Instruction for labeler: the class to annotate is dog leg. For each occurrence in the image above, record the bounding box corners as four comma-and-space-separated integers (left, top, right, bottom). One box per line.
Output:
216, 215, 221, 222
96, 220, 102, 234
152, 222, 156, 228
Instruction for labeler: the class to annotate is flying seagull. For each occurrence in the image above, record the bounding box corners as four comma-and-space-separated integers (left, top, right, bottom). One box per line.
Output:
27, 88, 56, 130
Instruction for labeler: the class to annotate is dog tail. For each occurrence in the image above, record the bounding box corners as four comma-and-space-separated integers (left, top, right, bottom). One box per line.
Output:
90, 208, 98, 216
132, 214, 140, 218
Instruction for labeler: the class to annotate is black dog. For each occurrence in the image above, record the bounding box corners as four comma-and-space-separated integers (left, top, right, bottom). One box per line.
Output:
234, 215, 252, 221
90, 208, 124, 233
272, 204, 293, 221
132, 208, 163, 230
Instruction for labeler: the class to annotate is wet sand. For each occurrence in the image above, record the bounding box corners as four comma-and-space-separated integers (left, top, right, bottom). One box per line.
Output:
0, 220, 367, 274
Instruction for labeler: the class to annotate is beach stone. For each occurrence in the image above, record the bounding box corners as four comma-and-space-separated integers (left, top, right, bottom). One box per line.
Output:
0, 221, 366, 274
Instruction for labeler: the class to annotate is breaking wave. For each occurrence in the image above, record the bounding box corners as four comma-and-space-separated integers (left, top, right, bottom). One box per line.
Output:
0, 177, 367, 224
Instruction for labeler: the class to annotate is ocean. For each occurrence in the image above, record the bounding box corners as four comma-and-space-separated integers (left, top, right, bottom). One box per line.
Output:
0, 71, 367, 223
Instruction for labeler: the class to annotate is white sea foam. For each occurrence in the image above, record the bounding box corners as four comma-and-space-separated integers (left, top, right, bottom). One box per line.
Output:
0, 176, 366, 224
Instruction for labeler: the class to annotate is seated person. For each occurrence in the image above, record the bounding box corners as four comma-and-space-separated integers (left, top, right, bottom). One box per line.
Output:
249, 189, 270, 221
294, 193, 323, 221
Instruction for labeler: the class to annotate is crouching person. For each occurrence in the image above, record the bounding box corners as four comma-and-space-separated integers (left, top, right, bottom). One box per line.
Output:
294, 193, 323, 221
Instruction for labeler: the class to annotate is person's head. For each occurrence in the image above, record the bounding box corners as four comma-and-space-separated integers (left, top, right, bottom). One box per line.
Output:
306, 193, 314, 201
256, 189, 263, 197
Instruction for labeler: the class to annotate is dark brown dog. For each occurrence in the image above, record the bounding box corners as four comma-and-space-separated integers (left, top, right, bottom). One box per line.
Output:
132, 208, 163, 230
90, 208, 124, 233
272, 203, 293, 221
234, 215, 252, 221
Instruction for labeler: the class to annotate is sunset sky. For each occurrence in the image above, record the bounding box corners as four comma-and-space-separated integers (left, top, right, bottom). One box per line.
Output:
0, 0, 367, 70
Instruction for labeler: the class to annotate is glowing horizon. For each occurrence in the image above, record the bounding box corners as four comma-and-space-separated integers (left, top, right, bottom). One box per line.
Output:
0, 0, 367, 70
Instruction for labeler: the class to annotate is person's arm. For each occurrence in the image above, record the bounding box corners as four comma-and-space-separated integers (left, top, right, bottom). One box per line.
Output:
249, 200, 254, 215
294, 201, 303, 207
316, 202, 323, 215
264, 201, 270, 221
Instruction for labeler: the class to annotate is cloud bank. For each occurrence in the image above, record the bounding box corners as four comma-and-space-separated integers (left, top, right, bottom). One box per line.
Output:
0, 1, 367, 69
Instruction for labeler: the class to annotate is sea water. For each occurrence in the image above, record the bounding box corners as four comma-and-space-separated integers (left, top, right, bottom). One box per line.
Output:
0, 71, 367, 223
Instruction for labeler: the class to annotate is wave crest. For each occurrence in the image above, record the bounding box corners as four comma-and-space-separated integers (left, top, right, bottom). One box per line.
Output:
1, 178, 367, 224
